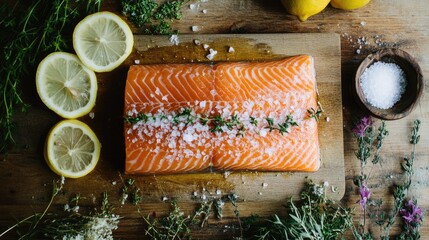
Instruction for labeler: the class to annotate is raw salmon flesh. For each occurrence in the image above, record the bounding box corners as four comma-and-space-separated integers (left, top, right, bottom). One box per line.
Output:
124, 55, 320, 174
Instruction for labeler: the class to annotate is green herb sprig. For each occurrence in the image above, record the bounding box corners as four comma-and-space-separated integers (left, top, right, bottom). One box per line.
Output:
120, 178, 143, 205
121, 0, 189, 35
0, 0, 102, 152
125, 108, 300, 136
253, 180, 353, 240
307, 102, 323, 122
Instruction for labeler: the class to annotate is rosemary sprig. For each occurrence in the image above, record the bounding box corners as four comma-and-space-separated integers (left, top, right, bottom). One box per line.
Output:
253, 180, 353, 240
0, 0, 102, 153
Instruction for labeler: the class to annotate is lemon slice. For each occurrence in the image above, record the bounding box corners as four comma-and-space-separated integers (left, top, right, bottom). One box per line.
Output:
36, 52, 97, 119
45, 119, 101, 178
73, 11, 134, 72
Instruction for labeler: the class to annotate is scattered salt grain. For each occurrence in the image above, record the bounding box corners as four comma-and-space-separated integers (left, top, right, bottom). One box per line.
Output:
206, 48, 217, 60
360, 21, 366, 26
323, 181, 329, 187
325, 117, 330, 122
228, 46, 235, 53
134, 59, 140, 64
262, 183, 268, 189
169, 34, 179, 45
203, 44, 209, 50
191, 26, 199, 32
193, 191, 198, 197
162, 196, 169, 201
201, 194, 207, 200
258, 192, 262, 195
193, 39, 201, 45
224, 171, 231, 178
111, 181, 117, 186
202, 9, 207, 14
359, 61, 406, 109
189, 3, 197, 9
216, 189, 222, 195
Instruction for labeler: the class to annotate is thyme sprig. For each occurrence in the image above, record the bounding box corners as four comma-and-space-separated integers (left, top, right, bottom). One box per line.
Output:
142, 201, 193, 240
120, 178, 143, 205
121, 0, 189, 35
125, 108, 300, 136
143, 192, 242, 239
0, 0, 102, 152
307, 102, 323, 122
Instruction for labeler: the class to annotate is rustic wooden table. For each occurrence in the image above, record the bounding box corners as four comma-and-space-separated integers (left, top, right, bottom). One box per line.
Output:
1, 0, 428, 239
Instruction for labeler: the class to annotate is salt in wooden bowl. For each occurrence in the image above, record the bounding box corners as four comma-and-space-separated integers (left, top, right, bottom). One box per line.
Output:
354, 48, 424, 120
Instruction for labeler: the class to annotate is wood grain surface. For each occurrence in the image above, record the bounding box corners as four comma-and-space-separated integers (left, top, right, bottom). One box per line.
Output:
1, 0, 429, 239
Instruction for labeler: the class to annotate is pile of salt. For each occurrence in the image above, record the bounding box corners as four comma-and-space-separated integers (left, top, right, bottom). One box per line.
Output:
359, 61, 406, 109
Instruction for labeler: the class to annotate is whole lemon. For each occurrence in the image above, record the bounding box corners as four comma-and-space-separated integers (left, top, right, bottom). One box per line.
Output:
331, 0, 371, 10
281, 0, 330, 22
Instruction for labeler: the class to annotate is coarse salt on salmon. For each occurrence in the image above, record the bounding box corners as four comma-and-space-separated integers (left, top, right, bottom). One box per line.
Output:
124, 55, 320, 174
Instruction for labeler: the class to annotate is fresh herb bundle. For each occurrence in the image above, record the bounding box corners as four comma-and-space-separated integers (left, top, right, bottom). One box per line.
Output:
121, 0, 189, 34
0, 0, 102, 153
0, 178, 120, 240
252, 180, 353, 240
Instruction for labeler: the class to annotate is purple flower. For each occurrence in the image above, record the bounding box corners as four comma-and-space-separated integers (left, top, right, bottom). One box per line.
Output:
353, 116, 373, 137
400, 199, 423, 226
357, 184, 371, 210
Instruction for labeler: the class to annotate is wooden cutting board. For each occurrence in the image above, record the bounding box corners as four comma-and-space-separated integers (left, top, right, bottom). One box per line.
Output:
0, 34, 343, 225
130, 33, 344, 201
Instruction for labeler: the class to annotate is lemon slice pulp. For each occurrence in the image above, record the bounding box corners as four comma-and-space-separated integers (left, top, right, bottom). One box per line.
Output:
36, 52, 97, 119
73, 11, 134, 72
45, 120, 100, 178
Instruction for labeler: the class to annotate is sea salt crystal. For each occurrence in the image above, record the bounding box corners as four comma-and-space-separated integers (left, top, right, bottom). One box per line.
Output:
191, 26, 199, 32
206, 48, 217, 60
134, 59, 140, 64
169, 34, 179, 45
359, 61, 406, 109
203, 44, 209, 50
202, 9, 207, 14
228, 46, 235, 53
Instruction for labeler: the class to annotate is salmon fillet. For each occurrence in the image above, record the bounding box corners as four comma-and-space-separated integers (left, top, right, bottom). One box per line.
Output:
212, 56, 319, 171
124, 55, 320, 174
124, 64, 215, 174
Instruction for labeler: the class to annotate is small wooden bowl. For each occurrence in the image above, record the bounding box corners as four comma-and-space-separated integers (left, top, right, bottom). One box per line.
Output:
354, 48, 424, 120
